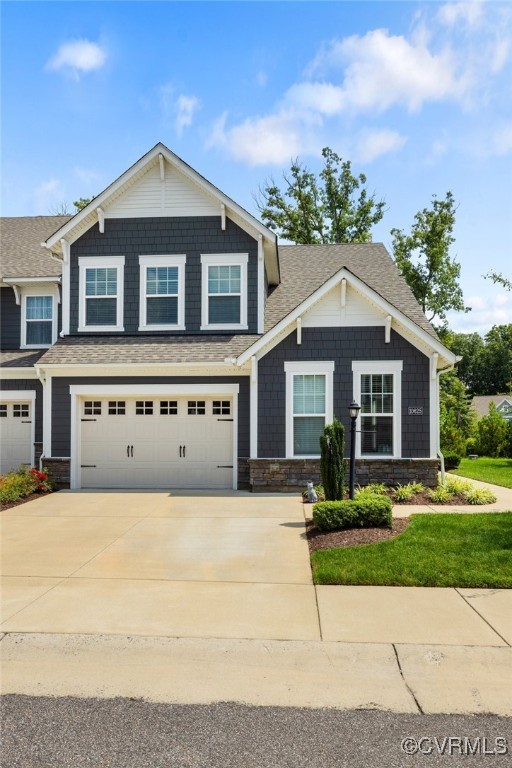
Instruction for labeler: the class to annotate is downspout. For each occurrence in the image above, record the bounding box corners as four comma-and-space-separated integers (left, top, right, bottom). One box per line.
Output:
436, 358, 461, 484
35, 366, 46, 470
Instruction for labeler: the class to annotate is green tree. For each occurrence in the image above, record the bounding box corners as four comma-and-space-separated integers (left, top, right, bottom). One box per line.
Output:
480, 325, 512, 396
483, 271, 512, 291
256, 147, 385, 244
320, 418, 345, 501
476, 403, 508, 457
439, 370, 475, 456
443, 331, 486, 393
73, 197, 94, 211
391, 192, 469, 325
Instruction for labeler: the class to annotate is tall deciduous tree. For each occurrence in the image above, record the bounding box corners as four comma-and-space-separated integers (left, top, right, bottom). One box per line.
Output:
391, 192, 469, 325
256, 147, 385, 244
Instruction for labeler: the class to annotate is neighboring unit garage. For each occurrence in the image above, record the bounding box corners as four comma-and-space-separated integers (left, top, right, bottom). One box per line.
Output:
0, 391, 35, 474
68, 384, 240, 490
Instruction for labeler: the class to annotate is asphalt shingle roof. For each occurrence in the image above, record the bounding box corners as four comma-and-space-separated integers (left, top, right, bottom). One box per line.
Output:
471, 394, 512, 417
1, 216, 70, 279
38, 335, 262, 366
268, 244, 438, 339
0, 349, 46, 367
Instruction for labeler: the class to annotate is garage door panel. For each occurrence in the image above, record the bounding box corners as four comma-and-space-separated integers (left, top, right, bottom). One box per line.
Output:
0, 401, 33, 474
79, 396, 234, 489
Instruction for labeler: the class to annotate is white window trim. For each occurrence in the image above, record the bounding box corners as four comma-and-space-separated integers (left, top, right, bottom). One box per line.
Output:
284, 361, 334, 459
138, 255, 186, 331
200, 253, 248, 331
352, 361, 403, 459
20, 284, 59, 349
78, 255, 125, 332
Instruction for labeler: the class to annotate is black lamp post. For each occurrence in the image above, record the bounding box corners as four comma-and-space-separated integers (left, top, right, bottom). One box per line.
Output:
349, 400, 361, 500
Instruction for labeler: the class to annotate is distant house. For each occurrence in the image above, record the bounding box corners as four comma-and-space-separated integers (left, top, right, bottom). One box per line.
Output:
0, 143, 459, 490
471, 395, 512, 422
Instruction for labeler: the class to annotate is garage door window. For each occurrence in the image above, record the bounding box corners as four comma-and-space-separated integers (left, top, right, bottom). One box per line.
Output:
84, 401, 102, 416
136, 401, 153, 415
108, 401, 126, 415
188, 401, 206, 415
160, 401, 178, 415
213, 401, 230, 415
13, 404, 30, 418
0, 405, 7, 417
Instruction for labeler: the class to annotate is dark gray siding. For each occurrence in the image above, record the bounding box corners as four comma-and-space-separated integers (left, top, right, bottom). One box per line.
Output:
51, 376, 250, 458
0, 378, 43, 442
258, 327, 431, 459
1, 287, 21, 348
69, 217, 259, 335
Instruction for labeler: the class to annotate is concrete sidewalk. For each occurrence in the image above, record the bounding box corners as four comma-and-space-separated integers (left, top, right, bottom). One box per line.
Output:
1, 489, 511, 715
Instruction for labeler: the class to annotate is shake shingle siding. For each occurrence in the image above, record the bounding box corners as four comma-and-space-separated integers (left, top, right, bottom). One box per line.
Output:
51, 375, 250, 459
257, 326, 430, 459
69, 216, 259, 334
0, 287, 21, 349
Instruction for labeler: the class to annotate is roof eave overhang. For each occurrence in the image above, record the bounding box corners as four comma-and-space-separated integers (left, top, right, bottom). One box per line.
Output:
236, 267, 458, 367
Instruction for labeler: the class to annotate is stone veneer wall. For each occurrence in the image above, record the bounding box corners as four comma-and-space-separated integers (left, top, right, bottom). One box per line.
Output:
248, 458, 438, 492
44, 458, 71, 489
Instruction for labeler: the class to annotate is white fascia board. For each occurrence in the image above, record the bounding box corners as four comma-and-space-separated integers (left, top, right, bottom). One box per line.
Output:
44, 143, 277, 253
35, 363, 250, 378
69, 383, 240, 396
3, 276, 61, 284
0, 368, 38, 380
237, 268, 458, 367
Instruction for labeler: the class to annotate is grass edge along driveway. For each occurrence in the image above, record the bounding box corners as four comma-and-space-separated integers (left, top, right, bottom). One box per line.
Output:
311, 513, 512, 588
450, 457, 512, 489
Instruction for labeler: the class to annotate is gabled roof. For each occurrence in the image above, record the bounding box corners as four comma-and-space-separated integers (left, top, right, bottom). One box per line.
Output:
471, 394, 512, 417
1, 216, 69, 279
42, 143, 280, 284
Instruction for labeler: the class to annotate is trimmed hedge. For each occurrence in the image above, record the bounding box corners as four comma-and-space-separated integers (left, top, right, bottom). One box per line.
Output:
443, 453, 461, 470
312, 494, 393, 531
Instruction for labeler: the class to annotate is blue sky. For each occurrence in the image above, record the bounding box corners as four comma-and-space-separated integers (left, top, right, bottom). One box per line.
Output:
2, 0, 511, 335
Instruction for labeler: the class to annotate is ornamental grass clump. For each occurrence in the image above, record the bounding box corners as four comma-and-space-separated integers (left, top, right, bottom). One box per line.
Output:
393, 483, 416, 502
462, 487, 497, 505
320, 418, 345, 501
312, 494, 392, 531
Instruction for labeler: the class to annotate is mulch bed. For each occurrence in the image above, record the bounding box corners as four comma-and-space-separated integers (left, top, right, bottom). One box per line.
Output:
306, 517, 410, 553
1, 491, 53, 511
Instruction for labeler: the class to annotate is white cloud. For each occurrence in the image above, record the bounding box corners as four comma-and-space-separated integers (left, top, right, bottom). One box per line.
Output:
437, 1, 485, 29
34, 178, 66, 213
74, 167, 102, 185
355, 130, 407, 163
284, 82, 345, 116
175, 94, 200, 137
46, 39, 107, 79
448, 293, 512, 333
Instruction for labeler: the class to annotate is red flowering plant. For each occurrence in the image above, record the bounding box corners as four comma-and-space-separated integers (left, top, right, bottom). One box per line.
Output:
28, 468, 52, 492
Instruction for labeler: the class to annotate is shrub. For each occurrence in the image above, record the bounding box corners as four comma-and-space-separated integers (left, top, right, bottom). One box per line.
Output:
428, 485, 454, 503
462, 487, 497, 505
408, 482, 425, 495
476, 403, 508, 457
320, 418, 345, 501
355, 483, 388, 496
312, 494, 392, 531
444, 476, 473, 495
0, 466, 52, 504
443, 453, 461, 470
393, 483, 416, 502
301, 484, 325, 502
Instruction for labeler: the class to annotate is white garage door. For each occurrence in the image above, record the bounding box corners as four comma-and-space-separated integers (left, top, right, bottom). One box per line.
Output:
0, 400, 33, 475
79, 396, 234, 489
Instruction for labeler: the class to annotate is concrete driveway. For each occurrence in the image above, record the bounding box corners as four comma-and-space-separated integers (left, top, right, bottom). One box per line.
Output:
1, 490, 319, 640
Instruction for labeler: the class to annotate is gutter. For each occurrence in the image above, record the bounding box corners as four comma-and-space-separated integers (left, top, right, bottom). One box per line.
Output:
436, 356, 462, 484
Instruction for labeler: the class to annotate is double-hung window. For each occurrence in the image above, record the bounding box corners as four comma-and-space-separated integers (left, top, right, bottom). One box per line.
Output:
201, 254, 248, 330
139, 255, 186, 330
21, 293, 56, 348
79, 256, 125, 332
285, 362, 334, 457
352, 361, 402, 458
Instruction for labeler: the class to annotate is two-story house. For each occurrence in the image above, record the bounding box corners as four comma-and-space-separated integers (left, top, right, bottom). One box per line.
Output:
0, 143, 458, 491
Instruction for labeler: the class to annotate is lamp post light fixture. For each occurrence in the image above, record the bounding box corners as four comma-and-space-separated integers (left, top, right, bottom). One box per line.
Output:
348, 400, 361, 500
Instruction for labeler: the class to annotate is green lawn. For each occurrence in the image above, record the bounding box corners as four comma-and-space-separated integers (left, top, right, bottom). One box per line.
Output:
450, 457, 512, 488
311, 513, 512, 588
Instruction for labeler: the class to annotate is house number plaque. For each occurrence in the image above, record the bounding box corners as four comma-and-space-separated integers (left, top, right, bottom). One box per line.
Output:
408, 407, 423, 415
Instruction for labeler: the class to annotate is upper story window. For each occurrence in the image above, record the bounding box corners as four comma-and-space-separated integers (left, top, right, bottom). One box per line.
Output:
352, 361, 403, 459
284, 361, 334, 458
200, 254, 248, 331
139, 255, 186, 331
20, 286, 58, 349
78, 256, 124, 332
